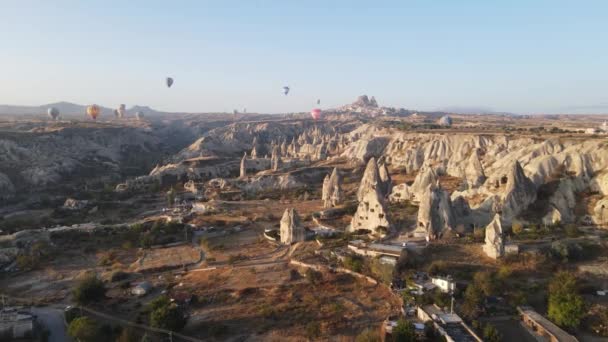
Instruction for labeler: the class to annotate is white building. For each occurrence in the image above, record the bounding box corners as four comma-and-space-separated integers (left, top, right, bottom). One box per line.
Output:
431, 276, 456, 293
0, 308, 35, 339
131, 281, 152, 296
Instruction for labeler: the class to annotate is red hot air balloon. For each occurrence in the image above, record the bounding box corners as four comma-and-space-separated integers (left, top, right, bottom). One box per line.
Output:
310, 108, 322, 120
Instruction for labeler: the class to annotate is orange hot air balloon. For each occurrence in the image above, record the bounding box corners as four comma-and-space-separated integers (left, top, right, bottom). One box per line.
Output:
87, 105, 100, 120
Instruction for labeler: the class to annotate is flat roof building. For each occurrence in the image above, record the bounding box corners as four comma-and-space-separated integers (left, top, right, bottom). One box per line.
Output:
0, 307, 35, 340
518, 306, 578, 342
417, 305, 482, 342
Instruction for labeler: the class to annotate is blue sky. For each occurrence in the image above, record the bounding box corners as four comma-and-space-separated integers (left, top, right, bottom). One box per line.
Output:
1, 1, 607, 114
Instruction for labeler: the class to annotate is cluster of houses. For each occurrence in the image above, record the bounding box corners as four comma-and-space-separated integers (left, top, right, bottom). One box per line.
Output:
0, 307, 36, 340
584, 121, 608, 135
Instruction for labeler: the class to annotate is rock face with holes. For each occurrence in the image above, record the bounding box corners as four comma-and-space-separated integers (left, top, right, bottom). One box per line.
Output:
280, 208, 305, 244
350, 189, 390, 235
351, 157, 391, 235
414, 182, 455, 240
483, 214, 504, 259
322, 167, 343, 209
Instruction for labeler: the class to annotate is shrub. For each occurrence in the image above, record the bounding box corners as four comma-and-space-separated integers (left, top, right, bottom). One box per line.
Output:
565, 224, 581, 238
305, 321, 321, 339
116, 327, 139, 342
355, 328, 381, 342
110, 271, 130, 282
343, 255, 364, 273
305, 268, 322, 285
473, 271, 498, 296
73, 274, 106, 304
392, 319, 416, 341
512, 221, 523, 235
427, 260, 448, 276
67, 317, 98, 342
473, 226, 485, 241
146, 295, 171, 312
483, 324, 502, 342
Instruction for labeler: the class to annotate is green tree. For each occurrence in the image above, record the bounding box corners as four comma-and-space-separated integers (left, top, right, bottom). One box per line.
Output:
427, 260, 448, 276
147, 295, 171, 311
167, 187, 177, 206
73, 274, 106, 305
150, 305, 186, 331
483, 324, 502, 342
461, 284, 483, 320
473, 271, 498, 296
391, 319, 416, 342
355, 328, 381, 342
67, 317, 98, 342
547, 271, 586, 329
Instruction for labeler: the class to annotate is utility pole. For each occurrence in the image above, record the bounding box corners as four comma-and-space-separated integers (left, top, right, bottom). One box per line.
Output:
450, 296, 455, 314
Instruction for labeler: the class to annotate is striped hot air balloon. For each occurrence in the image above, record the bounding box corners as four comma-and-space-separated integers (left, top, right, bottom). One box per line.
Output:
87, 105, 100, 120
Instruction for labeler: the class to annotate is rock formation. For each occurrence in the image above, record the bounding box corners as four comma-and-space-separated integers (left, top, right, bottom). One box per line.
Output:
350, 188, 390, 235
414, 182, 455, 240
464, 149, 486, 188
482, 214, 504, 259
280, 208, 305, 244
500, 161, 536, 223
63, 198, 89, 210
390, 164, 437, 203
239, 152, 247, 178
593, 199, 608, 225
270, 145, 281, 171
0, 172, 15, 200
378, 162, 392, 197
357, 157, 383, 201
322, 168, 343, 208
542, 207, 562, 226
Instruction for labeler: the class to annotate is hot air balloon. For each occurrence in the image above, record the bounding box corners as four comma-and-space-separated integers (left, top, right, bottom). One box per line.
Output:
87, 105, 100, 120
135, 111, 144, 120
310, 108, 322, 120
283, 86, 290, 95
47, 107, 60, 121
117, 104, 126, 118
166, 77, 174, 88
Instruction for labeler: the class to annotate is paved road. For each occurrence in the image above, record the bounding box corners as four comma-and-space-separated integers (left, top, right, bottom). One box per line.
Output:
31, 306, 71, 342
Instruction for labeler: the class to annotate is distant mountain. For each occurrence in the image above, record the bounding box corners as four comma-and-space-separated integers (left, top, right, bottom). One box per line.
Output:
0, 102, 168, 118
436, 106, 519, 116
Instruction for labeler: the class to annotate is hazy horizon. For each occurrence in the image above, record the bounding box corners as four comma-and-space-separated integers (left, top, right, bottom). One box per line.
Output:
2, 1, 608, 114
